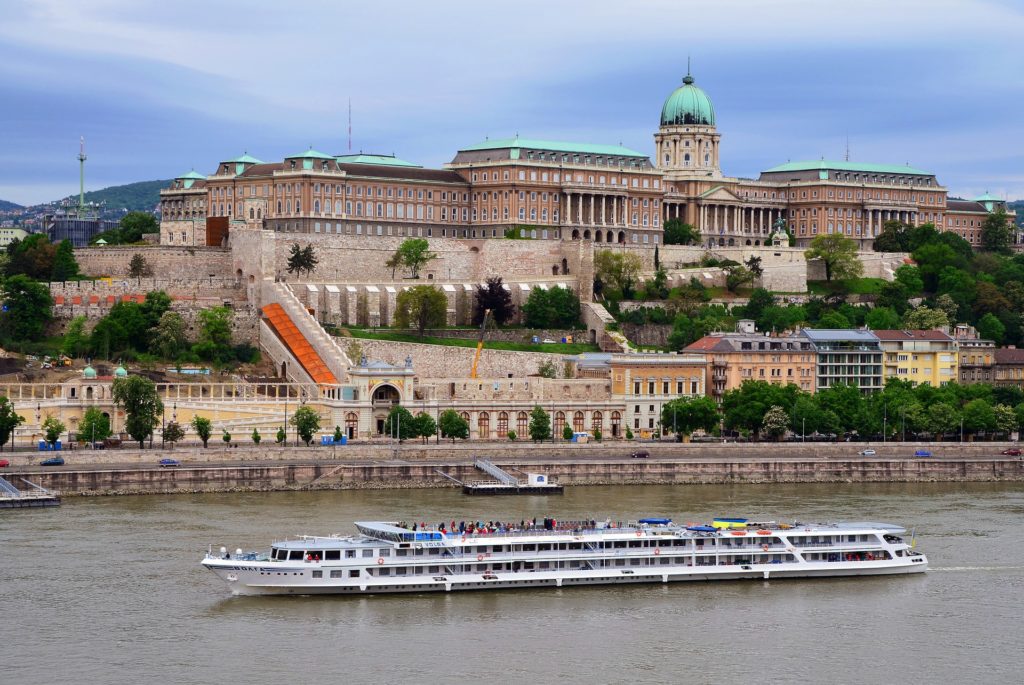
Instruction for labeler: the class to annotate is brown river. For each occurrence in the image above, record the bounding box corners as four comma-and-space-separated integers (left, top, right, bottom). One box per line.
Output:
2, 482, 1022, 684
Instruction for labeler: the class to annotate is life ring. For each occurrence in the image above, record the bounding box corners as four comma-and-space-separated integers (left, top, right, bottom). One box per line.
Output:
757, 530, 772, 535
477, 554, 484, 562
377, 557, 384, 565
654, 548, 661, 555
762, 544, 770, 552
731, 531, 746, 536
636, 531, 643, 537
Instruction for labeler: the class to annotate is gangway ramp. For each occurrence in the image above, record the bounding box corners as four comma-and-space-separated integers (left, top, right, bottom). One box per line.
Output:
473, 459, 518, 485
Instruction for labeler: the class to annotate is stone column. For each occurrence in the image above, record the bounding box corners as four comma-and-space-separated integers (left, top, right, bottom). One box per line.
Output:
566, 193, 573, 225
577, 193, 583, 225
589, 194, 595, 226
600, 195, 606, 225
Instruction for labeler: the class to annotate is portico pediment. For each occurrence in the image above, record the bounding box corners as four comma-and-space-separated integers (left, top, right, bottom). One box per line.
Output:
698, 185, 742, 203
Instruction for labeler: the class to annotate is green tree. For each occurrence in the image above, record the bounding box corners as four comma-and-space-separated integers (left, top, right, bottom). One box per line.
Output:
865, 306, 900, 330
522, 286, 581, 328
333, 425, 344, 442
78, 406, 111, 445
816, 383, 864, 433
473, 276, 515, 326
61, 316, 89, 358
976, 313, 1006, 344
761, 405, 789, 440
163, 421, 185, 447
275, 427, 286, 444
383, 405, 416, 442
290, 405, 321, 446
901, 306, 949, 330
286, 243, 319, 277
663, 219, 699, 245
926, 402, 961, 438
816, 311, 851, 329
993, 404, 1017, 437
413, 412, 437, 443
222, 430, 231, 444
151, 311, 188, 359
385, 252, 402, 279
562, 422, 574, 441
392, 238, 436, 278
660, 396, 719, 440
980, 210, 1013, 254
804, 233, 863, 282
117, 212, 158, 243
528, 405, 551, 442
507, 429, 517, 441
894, 265, 924, 296
0, 275, 53, 342
193, 306, 233, 361
537, 359, 558, 378
592, 428, 602, 442
724, 265, 755, 293
251, 428, 262, 445
51, 239, 79, 281
395, 285, 447, 337
0, 396, 24, 451
128, 253, 152, 279
112, 375, 163, 448
594, 250, 644, 298
41, 416, 64, 446
721, 380, 802, 438
788, 395, 840, 437
438, 409, 469, 443
190, 415, 213, 447
961, 398, 995, 437
5, 234, 56, 279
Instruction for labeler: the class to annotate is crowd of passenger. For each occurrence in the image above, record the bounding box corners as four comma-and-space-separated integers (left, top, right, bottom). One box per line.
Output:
397, 518, 613, 536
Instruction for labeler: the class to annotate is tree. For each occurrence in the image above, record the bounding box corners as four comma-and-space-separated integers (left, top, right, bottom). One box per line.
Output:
976, 313, 1006, 344
934, 294, 960, 325
804, 233, 863, 282
816, 383, 864, 434
894, 265, 924, 296
926, 402, 961, 438
594, 250, 644, 298
744, 255, 764, 279
61, 316, 89, 359
392, 238, 436, 278
163, 421, 185, 447
385, 252, 402, 280
438, 409, 469, 442
994, 404, 1017, 437
222, 430, 232, 444
528, 405, 551, 442
661, 396, 718, 440
151, 311, 188, 359
251, 428, 262, 445
761, 405, 789, 441
117, 211, 158, 243
128, 253, 152, 279
473, 276, 515, 325
0, 397, 23, 452
333, 425, 344, 443
40, 416, 63, 447
413, 412, 437, 443
537, 359, 558, 378
901, 306, 949, 330
395, 285, 447, 337
980, 210, 1013, 254
788, 395, 839, 437
383, 405, 416, 442
112, 375, 163, 448
51, 239, 79, 281
724, 265, 755, 293
291, 405, 321, 446
275, 427, 286, 444
286, 243, 319, 278
78, 406, 111, 445
592, 428, 602, 442
562, 422, 574, 441
193, 306, 233, 361
507, 429, 517, 441
0, 275, 53, 342
865, 307, 900, 330
663, 219, 699, 245
522, 285, 581, 328
961, 398, 995, 437
191, 416, 212, 447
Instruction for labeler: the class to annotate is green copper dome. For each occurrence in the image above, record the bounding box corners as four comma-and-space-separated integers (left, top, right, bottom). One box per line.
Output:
114, 365, 128, 378
660, 73, 715, 127
82, 365, 97, 379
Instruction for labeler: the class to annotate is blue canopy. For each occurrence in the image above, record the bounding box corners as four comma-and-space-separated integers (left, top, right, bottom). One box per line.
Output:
639, 518, 672, 525
686, 525, 718, 532
713, 517, 748, 523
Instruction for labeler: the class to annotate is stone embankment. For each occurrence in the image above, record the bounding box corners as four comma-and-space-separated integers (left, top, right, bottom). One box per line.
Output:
7, 441, 1024, 496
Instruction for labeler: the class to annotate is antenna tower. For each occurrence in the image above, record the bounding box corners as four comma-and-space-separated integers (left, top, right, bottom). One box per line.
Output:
348, 99, 352, 152
78, 136, 87, 218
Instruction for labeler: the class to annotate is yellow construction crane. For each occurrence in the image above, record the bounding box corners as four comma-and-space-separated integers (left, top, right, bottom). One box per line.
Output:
470, 308, 492, 379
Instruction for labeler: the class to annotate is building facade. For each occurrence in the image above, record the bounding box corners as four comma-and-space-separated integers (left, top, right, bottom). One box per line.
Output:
874, 329, 958, 387
685, 328, 815, 402
804, 329, 883, 394
160, 72, 1014, 252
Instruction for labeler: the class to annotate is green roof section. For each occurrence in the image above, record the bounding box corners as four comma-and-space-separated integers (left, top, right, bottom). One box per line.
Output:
288, 148, 334, 160
660, 73, 716, 127
227, 153, 263, 164
973, 192, 1000, 202
177, 170, 206, 180
460, 137, 647, 158
761, 160, 933, 176
335, 153, 422, 168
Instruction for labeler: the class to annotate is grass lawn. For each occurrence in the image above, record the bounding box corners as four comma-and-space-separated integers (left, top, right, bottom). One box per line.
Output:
340, 329, 600, 354
808, 278, 887, 296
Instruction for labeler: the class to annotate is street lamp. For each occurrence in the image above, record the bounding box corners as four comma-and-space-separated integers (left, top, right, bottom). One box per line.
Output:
960, 417, 964, 443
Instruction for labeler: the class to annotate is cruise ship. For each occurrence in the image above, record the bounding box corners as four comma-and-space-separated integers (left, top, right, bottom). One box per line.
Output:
201, 517, 927, 596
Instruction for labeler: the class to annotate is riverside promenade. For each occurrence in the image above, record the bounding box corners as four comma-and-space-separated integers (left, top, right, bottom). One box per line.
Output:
3, 441, 1023, 496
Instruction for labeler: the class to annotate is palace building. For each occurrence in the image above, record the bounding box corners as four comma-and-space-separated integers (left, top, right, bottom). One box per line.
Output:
160, 71, 1016, 250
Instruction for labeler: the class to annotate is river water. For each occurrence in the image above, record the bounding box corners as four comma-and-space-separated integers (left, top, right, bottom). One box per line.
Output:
3, 482, 1023, 684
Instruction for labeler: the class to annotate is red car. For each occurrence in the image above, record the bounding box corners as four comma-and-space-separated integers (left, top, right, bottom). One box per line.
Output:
0, 458, 9, 467
1001, 448, 1021, 456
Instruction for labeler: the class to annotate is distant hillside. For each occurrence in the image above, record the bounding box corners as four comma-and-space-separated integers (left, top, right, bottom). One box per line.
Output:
0, 199, 24, 211
62, 179, 170, 213
1011, 200, 1024, 227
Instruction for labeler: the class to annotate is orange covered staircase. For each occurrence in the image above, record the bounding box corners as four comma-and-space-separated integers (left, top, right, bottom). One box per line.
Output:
261, 303, 338, 385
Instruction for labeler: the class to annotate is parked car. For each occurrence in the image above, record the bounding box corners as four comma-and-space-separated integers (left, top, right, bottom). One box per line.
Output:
630, 450, 649, 459
859, 449, 876, 456
1000, 448, 1021, 456
913, 450, 932, 458
0, 458, 9, 468
40, 456, 65, 466
158, 458, 180, 468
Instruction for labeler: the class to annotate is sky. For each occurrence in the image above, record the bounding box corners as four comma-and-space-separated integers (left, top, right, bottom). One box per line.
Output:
1, 0, 1023, 206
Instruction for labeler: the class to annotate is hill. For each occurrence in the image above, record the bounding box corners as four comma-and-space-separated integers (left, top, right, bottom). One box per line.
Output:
0, 199, 24, 211
1010, 200, 1024, 227
62, 179, 170, 213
